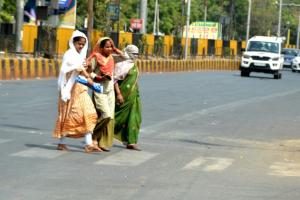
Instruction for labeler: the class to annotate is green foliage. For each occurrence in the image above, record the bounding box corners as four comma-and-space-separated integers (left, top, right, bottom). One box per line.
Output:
76, 0, 111, 34
119, 0, 140, 31
0, 0, 15, 23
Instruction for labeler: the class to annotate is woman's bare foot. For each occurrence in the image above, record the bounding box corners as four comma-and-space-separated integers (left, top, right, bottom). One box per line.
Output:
57, 144, 69, 151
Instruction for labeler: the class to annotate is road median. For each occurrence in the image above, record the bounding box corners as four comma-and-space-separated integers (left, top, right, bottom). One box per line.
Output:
0, 57, 240, 80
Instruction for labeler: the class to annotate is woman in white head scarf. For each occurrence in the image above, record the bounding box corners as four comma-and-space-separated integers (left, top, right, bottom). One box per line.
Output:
114, 44, 142, 151
53, 30, 102, 153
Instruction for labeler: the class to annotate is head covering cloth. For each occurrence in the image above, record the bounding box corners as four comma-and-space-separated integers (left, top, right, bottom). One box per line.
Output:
57, 30, 88, 102
87, 37, 115, 77
114, 44, 139, 81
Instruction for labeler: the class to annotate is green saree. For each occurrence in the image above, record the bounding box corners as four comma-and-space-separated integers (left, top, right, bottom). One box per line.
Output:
114, 64, 142, 145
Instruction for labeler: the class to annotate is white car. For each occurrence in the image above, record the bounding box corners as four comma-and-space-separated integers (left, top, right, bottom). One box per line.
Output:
240, 36, 284, 79
291, 54, 300, 72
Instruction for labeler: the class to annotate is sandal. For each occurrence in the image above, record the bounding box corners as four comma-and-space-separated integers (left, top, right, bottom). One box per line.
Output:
57, 144, 69, 151
84, 145, 102, 153
92, 140, 110, 152
126, 144, 141, 151
100, 147, 110, 152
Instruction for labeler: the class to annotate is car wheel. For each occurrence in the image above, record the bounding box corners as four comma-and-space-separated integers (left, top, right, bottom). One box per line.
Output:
241, 70, 250, 77
274, 72, 281, 79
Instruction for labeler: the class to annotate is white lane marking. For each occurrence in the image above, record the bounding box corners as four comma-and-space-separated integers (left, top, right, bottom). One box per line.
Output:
183, 157, 234, 172
0, 138, 11, 144
208, 137, 300, 151
142, 89, 300, 134
0, 126, 47, 135
11, 144, 65, 159
95, 150, 158, 166
269, 162, 300, 177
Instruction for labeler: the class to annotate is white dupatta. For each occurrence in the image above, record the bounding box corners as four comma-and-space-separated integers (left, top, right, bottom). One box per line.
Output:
114, 45, 139, 81
57, 30, 88, 102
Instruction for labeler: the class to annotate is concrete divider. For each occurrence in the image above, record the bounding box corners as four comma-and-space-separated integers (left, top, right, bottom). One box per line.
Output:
0, 58, 61, 80
0, 57, 240, 80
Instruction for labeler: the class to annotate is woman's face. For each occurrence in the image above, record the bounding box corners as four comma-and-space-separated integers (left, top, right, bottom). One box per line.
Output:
74, 37, 86, 53
101, 40, 113, 56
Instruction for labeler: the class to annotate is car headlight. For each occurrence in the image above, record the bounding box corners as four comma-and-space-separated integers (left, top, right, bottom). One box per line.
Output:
243, 54, 250, 59
272, 57, 279, 61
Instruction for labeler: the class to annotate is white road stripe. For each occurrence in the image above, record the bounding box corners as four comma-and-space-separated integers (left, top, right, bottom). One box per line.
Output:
0, 138, 11, 144
11, 144, 65, 159
269, 161, 300, 177
94, 150, 158, 166
183, 156, 234, 172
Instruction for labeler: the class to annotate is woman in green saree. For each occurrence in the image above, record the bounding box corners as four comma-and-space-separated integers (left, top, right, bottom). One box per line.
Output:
114, 45, 142, 151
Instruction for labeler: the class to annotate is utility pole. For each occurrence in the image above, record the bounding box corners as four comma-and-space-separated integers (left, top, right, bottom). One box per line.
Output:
140, 0, 148, 34
157, 3, 160, 35
184, 0, 191, 59
297, 12, 300, 48
15, 0, 24, 52
277, 0, 282, 37
246, 0, 251, 41
229, 0, 234, 39
87, 0, 93, 53
49, 0, 59, 27
153, 0, 158, 35
181, 0, 185, 37
204, 0, 207, 38
277, 3, 300, 47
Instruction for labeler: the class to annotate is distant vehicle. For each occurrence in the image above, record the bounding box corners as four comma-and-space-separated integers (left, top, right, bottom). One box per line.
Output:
282, 48, 300, 68
240, 36, 284, 79
291, 52, 300, 72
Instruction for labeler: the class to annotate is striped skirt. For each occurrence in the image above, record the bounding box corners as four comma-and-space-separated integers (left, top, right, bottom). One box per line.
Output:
53, 83, 98, 138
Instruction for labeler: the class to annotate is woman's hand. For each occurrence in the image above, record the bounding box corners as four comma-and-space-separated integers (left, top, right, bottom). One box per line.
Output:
76, 65, 84, 72
110, 39, 123, 55
82, 60, 89, 69
87, 77, 94, 85
110, 39, 115, 50
116, 93, 124, 105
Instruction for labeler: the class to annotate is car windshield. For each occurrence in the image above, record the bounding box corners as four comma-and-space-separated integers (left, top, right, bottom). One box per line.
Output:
247, 41, 279, 53
282, 49, 299, 56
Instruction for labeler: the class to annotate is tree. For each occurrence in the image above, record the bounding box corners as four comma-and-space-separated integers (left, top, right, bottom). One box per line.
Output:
0, 0, 15, 23
77, 0, 108, 32
251, 0, 277, 37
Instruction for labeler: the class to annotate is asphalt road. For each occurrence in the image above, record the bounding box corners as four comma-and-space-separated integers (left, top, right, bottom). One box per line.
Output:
1, 70, 300, 200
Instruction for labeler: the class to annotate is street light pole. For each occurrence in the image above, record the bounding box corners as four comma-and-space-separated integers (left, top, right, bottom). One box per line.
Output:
204, 0, 207, 38
184, 0, 191, 59
140, 0, 148, 34
87, 0, 93, 54
49, 0, 59, 27
246, 0, 251, 41
153, 0, 158, 35
277, 0, 300, 48
277, 0, 282, 37
15, 0, 24, 52
297, 12, 300, 48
